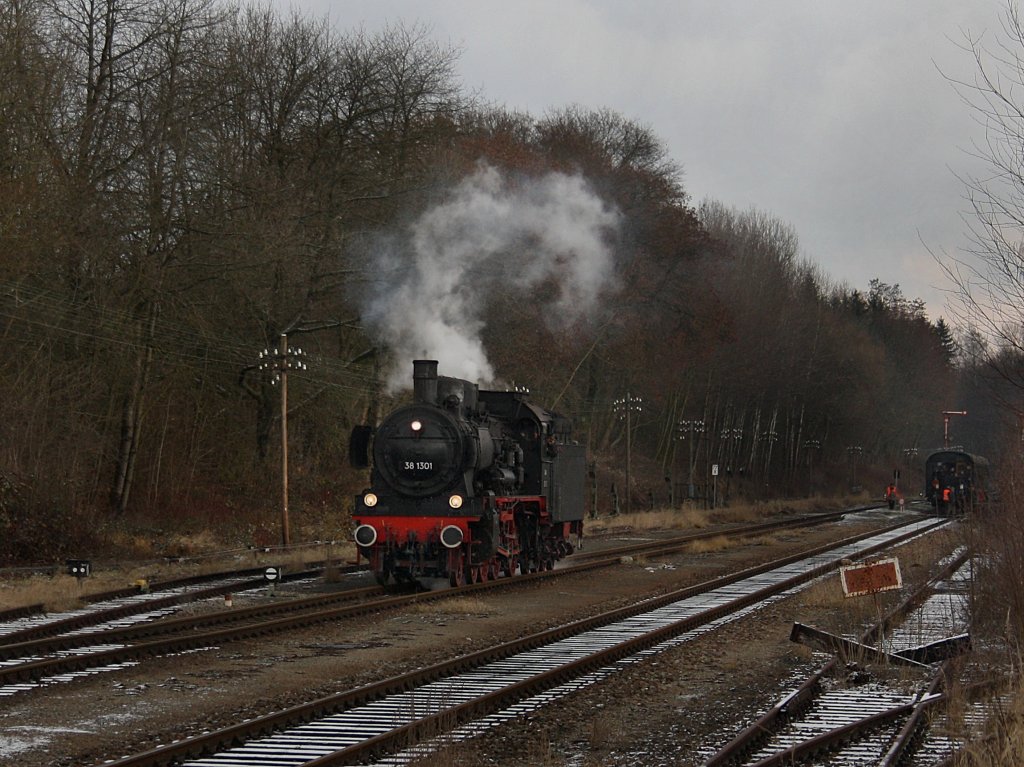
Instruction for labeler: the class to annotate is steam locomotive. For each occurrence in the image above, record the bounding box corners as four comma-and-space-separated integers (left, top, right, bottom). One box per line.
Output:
350, 360, 586, 586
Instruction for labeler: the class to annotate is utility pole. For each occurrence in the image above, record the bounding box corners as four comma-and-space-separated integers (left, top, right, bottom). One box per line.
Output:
614, 393, 643, 515
679, 419, 706, 500
258, 335, 307, 548
846, 445, 863, 490
803, 439, 821, 496
720, 427, 743, 506
901, 447, 919, 493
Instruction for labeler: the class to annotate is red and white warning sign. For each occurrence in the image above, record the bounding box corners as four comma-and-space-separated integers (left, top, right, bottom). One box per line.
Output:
840, 557, 902, 598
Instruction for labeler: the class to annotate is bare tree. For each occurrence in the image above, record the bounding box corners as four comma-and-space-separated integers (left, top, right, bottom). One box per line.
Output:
942, 2, 1024, 390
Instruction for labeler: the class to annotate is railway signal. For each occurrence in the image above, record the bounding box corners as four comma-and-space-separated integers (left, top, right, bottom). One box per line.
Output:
264, 565, 282, 594
941, 410, 967, 449
65, 559, 91, 579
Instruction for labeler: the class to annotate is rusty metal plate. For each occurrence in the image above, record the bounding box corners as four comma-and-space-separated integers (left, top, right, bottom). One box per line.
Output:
840, 557, 902, 597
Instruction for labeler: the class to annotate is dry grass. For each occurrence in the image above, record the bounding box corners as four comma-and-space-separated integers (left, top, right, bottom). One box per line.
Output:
0, 574, 90, 612
946, 452, 1024, 764
789, 642, 816, 662
679, 507, 711, 528
0, 562, 217, 613
707, 504, 768, 525
585, 495, 856, 556
795, 574, 849, 610
586, 496, 849, 536
687, 535, 733, 554
946, 681, 1024, 766
0, 539, 359, 613
588, 710, 625, 750
586, 507, 700, 534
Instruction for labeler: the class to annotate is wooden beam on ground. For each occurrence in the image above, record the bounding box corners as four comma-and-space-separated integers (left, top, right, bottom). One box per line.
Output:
789, 623, 930, 668
893, 633, 970, 664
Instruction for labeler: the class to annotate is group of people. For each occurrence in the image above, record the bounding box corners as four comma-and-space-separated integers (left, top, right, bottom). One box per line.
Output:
931, 473, 969, 513
886, 478, 973, 513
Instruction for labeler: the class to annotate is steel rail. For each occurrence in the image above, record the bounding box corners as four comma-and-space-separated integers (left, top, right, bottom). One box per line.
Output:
0, 578, 264, 645
745, 676, 996, 767
879, 661, 952, 767
0, 554, 633, 689
94, 518, 944, 767
704, 548, 970, 767
315, 520, 948, 767
0, 510, 885, 688
0, 567, 329, 645
570, 508, 857, 563
0, 553, 639, 689
909, 684, 1003, 765
0, 583, 385, 663
0, 507, 857, 650
0, 603, 45, 622
744, 696, 943, 767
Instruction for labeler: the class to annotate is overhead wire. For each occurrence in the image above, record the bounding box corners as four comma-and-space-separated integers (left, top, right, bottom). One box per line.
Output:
0, 281, 382, 396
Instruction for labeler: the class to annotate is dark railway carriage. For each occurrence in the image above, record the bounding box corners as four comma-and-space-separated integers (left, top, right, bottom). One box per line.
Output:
350, 360, 586, 586
924, 449, 991, 513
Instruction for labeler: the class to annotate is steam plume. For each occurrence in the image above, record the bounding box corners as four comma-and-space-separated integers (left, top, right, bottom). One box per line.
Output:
363, 163, 620, 390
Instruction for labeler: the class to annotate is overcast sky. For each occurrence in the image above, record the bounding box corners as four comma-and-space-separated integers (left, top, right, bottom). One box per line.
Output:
272, 0, 1007, 321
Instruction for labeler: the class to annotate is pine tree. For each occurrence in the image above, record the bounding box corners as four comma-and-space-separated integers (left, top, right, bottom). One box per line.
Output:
933, 318, 959, 365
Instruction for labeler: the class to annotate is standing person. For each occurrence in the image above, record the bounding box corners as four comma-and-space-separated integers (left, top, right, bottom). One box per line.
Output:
885, 483, 897, 510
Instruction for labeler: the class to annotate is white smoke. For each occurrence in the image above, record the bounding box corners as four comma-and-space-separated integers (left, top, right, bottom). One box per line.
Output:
364, 163, 621, 390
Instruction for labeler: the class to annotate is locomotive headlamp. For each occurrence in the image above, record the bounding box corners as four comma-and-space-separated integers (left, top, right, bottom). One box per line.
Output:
448, 494, 463, 509
363, 492, 378, 508
410, 419, 423, 433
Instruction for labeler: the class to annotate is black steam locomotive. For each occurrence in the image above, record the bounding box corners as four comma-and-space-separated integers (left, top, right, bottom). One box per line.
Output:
350, 360, 586, 586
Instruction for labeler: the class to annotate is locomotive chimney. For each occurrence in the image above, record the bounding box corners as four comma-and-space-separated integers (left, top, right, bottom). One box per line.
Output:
412, 359, 438, 404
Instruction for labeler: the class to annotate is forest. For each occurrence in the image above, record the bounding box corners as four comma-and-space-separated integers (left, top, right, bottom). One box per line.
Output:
0, 0, 1011, 563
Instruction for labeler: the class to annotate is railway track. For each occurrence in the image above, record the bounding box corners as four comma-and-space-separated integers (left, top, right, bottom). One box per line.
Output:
0, 564, 338, 642
702, 549, 981, 767
0, 508, 857, 646
0, 579, 385, 696
0, 508, 874, 699
94, 516, 944, 767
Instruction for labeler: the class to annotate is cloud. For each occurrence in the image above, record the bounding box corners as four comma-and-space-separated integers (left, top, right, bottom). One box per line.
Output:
288, 0, 1003, 319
